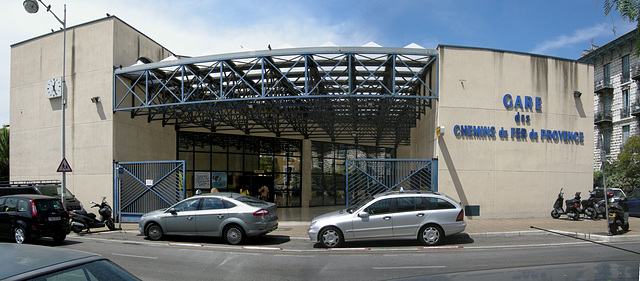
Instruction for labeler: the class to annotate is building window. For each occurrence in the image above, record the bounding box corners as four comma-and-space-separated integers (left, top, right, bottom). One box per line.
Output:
603, 129, 611, 155
622, 55, 630, 83
604, 63, 611, 85
623, 125, 630, 148
622, 88, 630, 118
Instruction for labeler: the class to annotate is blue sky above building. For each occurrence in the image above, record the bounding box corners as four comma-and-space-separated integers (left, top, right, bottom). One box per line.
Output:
0, 0, 636, 126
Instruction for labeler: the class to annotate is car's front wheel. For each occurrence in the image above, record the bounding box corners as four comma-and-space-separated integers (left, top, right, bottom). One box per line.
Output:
418, 224, 443, 246
13, 226, 27, 244
224, 225, 245, 245
319, 227, 343, 248
146, 223, 164, 241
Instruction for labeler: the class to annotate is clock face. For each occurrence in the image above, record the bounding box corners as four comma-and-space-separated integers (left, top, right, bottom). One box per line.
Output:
46, 77, 62, 99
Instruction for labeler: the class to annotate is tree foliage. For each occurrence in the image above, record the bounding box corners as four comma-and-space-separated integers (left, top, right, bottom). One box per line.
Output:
604, 0, 640, 54
0, 127, 8, 181
595, 136, 640, 194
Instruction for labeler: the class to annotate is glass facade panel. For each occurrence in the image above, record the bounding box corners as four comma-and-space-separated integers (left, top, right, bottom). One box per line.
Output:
310, 141, 395, 207
194, 152, 211, 170
228, 154, 243, 172
178, 132, 303, 207
212, 153, 227, 170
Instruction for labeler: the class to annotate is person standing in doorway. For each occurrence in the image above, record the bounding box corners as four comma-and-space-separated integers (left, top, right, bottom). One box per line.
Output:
259, 185, 269, 201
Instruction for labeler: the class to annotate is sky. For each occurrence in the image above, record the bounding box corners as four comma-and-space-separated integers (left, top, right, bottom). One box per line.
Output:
0, 0, 637, 127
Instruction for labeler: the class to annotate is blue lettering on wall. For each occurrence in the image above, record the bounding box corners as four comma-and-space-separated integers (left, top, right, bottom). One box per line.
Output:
454, 125, 496, 137
503, 94, 513, 108
453, 94, 580, 144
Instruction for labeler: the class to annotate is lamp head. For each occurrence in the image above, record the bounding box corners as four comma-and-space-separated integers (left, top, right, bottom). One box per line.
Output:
23, 0, 39, 13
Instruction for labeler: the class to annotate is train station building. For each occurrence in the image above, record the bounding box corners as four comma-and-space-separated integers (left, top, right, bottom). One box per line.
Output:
10, 16, 594, 219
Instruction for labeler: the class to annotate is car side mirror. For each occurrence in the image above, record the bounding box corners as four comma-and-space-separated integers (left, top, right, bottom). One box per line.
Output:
358, 212, 370, 218
168, 207, 177, 214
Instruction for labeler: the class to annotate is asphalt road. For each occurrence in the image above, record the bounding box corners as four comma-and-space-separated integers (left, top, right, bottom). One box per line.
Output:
20, 230, 640, 280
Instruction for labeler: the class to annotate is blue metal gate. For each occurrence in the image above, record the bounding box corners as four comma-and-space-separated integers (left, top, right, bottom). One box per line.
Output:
113, 161, 186, 222
345, 159, 437, 208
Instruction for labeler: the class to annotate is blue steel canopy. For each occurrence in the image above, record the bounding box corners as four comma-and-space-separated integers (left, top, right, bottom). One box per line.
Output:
114, 46, 438, 146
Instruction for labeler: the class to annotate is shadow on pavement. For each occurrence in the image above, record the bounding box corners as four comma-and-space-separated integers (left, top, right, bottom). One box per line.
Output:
140, 234, 291, 246
311, 233, 474, 249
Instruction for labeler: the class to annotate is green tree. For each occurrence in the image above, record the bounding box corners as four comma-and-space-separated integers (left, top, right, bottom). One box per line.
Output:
605, 0, 640, 54
0, 127, 8, 181
616, 135, 640, 192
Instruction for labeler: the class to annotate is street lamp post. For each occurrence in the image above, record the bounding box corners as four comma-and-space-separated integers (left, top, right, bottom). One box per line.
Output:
23, 0, 67, 208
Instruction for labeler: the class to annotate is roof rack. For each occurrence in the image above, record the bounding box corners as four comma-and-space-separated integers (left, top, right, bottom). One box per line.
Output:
0, 180, 61, 187
374, 190, 437, 198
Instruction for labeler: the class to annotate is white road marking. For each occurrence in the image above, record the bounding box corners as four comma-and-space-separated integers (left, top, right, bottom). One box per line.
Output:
112, 253, 158, 260
373, 266, 446, 270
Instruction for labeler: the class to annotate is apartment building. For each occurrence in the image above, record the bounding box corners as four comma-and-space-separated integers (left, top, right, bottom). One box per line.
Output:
581, 30, 639, 170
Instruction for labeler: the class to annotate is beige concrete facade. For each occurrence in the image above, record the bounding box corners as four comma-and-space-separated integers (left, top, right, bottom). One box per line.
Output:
409, 46, 594, 219
10, 17, 174, 206
10, 18, 594, 219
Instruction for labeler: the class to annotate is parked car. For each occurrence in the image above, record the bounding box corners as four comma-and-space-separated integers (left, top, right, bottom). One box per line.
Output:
0, 181, 83, 211
0, 194, 70, 244
592, 188, 627, 202
307, 190, 466, 248
0, 243, 140, 280
627, 189, 640, 217
139, 193, 278, 245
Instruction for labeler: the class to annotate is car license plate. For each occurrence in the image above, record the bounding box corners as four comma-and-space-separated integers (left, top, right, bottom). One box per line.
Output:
48, 217, 61, 221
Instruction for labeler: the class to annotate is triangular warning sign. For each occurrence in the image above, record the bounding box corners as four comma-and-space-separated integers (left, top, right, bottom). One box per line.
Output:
57, 158, 72, 172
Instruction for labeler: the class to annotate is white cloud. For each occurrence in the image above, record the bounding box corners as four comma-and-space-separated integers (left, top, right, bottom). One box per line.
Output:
531, 23, 611, 55
0, 0, 375, 126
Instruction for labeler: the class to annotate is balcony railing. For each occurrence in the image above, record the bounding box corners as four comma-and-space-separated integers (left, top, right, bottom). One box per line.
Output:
621, 107, 631, 118
632, 102, 640, 117
594, 109, 613, 125
594, 80, 613, 94
632, 65, 640, 81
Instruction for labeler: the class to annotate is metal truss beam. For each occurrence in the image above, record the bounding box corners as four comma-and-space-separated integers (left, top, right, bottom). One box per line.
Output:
114, 47, 438, 146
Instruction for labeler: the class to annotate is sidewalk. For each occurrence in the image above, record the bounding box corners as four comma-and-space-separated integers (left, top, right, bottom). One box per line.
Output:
112, 216, 640, 240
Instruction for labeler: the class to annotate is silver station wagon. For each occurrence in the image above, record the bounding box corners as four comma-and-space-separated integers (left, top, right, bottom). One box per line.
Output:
308, 191, 466, 248
139, 193, 278, 245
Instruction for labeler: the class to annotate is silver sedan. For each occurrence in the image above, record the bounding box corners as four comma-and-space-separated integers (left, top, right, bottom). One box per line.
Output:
308, 191, 466, 248
139, 193, 278, 245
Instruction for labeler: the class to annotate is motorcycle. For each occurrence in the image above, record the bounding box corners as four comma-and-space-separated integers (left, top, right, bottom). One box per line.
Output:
69, 196, 116, 233
608, 196, 630, 235
551, 188, 581, 220
582, 190, 605, 220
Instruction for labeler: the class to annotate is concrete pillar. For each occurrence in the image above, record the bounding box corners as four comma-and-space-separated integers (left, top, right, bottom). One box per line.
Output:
301, 139, 312, 208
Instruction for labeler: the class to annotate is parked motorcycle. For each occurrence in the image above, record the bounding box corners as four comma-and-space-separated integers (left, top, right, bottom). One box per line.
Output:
582, 190, 604, 220
551, 189, 582, 220
608, 196, 630, 235
69, 196, 116, 233
551, 188, 565, 219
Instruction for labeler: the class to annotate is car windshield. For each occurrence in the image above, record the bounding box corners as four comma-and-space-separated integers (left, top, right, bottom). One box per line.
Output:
32, 260, 140, 281
234, 195, 269, 207
346, 200, 370, 214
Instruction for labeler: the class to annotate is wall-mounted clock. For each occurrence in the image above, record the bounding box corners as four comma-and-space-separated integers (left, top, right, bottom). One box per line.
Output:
46, 77, 62, 99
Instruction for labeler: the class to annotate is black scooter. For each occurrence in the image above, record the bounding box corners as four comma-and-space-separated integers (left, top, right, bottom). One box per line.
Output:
582, 190, 604, 220
551, 188, 581, 220
70, 196, 116, 233
608, 196, 630, 235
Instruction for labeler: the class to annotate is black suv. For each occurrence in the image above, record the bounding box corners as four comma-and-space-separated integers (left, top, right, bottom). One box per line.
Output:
0, 181, 83, 211
0, 194, 71, 243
